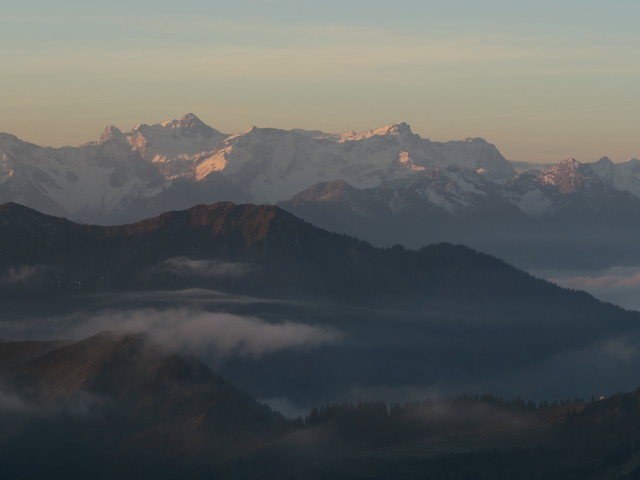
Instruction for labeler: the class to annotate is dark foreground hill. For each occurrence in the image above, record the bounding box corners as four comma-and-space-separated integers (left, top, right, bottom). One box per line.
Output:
0, 332, 286, 479
0, 200, 630, 304
3, 333, 640, 480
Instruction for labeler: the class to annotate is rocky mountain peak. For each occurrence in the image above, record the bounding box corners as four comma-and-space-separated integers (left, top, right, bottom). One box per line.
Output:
462, 137, 488, 144
99, 125, 125, 144
353, 122, 414, 140
537, 158, 592, 193
0, 115, 524, 223
162, 113, 209, 130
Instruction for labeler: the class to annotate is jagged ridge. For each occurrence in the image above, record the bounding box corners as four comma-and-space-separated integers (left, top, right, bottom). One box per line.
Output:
0, 114, 514, 224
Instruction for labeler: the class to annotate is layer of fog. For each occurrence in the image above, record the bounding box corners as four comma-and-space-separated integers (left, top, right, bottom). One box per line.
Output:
75, 308, 339, 358
0, 291, 340, 360
3, 286, 640, 410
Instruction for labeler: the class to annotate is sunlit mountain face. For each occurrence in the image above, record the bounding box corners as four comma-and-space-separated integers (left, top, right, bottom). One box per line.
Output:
0, 114, 513, 224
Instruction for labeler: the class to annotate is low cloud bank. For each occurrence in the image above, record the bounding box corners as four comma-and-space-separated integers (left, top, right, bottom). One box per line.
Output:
71, 308, 339, 358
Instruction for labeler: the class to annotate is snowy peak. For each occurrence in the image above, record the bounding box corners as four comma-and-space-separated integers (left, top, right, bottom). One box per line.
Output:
559, 158, 582, 168
242, 125, 287, 137
353, 122, 414, 141
161, 113, 210, 130
462, 137, 488, 144
502, 157, 640, 218
0, 115, 520, 223
387, 166, 493, 214
289, 128, 359, 142
121, 114, 230, 165
99, 125, 125, 144
589, 156, 640, 199
537, 158, 591, 193
431, 137, 514, 181
379, 122, 413, 136
285, 166, 497, 218
129, 113, 224, 139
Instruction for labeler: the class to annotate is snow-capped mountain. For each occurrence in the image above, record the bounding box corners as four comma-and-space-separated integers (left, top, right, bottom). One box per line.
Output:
281, 157, 640, 269
501, 158, 640, 218
286, 157, 640, 218
590, 156, 640, 198
2, 113, 639, 268
0, 114, 513, 223
288, 166, 504, 217
0, 131, 166, 220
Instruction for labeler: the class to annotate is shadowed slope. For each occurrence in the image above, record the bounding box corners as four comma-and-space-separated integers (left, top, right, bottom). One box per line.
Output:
0, 332, 286, 479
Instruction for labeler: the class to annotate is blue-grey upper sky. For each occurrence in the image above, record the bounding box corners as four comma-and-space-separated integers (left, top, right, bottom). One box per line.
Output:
2, 0, 639, 162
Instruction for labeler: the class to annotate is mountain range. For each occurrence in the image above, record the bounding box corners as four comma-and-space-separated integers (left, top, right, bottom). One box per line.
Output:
2, 202, 640, 405
0, 113, 513, 224
3, 114, 640, 478
2, 113, 638, 269
282, 157, 640, 268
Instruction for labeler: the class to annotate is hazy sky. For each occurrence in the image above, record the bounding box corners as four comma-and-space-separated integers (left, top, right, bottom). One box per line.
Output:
2, 0, 639, 162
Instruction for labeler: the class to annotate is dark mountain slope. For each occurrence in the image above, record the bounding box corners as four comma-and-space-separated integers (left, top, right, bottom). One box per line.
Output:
0, 201, 624, 304
4, 334, 640, 479
0, 332, 286, 479
1, 202, 639, 404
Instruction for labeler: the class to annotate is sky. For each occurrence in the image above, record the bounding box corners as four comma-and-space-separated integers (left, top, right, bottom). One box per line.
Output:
2, 0, 639, 163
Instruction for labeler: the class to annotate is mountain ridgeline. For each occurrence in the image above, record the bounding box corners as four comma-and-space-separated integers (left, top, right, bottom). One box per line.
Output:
2, 114, 639, 269
0, 201, 619, 304
0, 114, 513, 224
280, 158, 640, 269
1, 202, 639, 406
